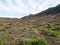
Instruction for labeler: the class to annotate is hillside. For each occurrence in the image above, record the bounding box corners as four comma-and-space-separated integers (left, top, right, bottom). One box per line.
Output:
22, 4, 60, 19
0, 4, 60, 45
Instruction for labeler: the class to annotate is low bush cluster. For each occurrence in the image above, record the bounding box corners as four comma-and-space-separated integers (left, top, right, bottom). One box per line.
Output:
41, 28, 60, 37
17, 38, 47, 45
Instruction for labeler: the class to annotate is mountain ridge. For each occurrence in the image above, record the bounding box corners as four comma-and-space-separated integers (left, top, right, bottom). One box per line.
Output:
21, 4, 60, 19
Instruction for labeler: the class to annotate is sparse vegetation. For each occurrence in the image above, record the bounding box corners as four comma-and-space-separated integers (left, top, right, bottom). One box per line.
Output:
0, 4, 60, 45
0, 19, 60, 45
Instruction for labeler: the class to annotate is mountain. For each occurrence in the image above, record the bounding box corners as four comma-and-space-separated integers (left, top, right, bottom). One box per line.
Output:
36, 4, 60, 15
22, 4, 60, 19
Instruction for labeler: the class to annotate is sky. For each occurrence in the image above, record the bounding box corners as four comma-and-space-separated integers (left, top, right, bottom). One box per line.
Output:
0, 0, 60, 18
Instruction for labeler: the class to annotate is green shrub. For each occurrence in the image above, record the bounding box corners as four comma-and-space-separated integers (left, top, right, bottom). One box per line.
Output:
41, 28, 60, 37
18, 40, 31, 45
0, 28, 6, 32
5, 34, 12, 40
18, 38, 47, 45
47, 30, 60, 37
41, 28, 49, 34
31, 39, 47, 45
0, 40, 4, 45
54, 26, 60, 31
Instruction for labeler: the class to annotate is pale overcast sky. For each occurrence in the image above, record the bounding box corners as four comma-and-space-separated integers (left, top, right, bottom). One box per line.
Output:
0, 0, 60, 18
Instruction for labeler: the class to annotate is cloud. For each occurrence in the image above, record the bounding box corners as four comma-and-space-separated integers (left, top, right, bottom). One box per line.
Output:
0, 0, 60, 18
